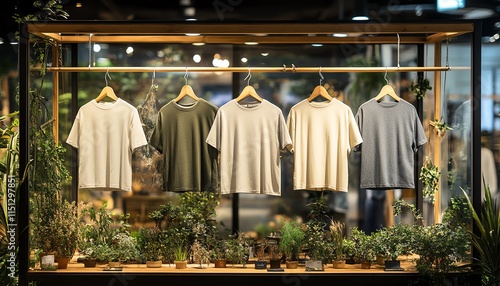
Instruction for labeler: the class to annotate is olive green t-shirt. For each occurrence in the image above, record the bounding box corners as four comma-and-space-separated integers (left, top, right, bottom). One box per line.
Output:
150, 98, 219, 192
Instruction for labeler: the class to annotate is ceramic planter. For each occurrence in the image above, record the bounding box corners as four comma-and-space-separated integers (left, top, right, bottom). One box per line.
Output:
360, 261, 371, 269
83, 258, 97, 268
56, 257, 71, 269
174, 260, 187, 269
146, 260, 162, 268
286, 261, 298, 269
331, 260, 346, 269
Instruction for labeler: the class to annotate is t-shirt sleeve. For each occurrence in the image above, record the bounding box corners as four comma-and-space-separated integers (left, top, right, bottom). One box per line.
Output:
206, 109, 221, 151
66, 112, 80, 149
149, 111, 163, 153
130, 108, 148, 152
278, 109, 293, 152
349, 108, 363, 151
285, 109, 295, 153
413, 112, 427, 152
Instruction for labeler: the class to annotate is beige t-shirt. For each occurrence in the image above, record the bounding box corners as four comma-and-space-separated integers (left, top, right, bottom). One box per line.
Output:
206, 99, 292, 196
66, 98, 148, 192
286, 98, 363, 192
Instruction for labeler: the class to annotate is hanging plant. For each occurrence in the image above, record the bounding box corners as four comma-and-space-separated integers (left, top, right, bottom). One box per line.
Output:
409, 78, 432, 99
419, 156, 440, 204
429, 117, 453, 139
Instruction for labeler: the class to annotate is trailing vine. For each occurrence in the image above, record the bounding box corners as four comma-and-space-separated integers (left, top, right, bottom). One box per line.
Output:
429, 117, 453, 139
409, 77, 432, 99
419, 156, 440, 204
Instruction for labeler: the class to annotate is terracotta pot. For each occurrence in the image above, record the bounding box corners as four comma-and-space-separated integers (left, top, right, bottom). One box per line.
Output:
146, 260, 162, 268
360, 261, 371, 269
108, 261, 121, 267
332, 260, 346, 269
56, 257, 71, 269
286, 261, 298, 269
174, 260, 187, 269
214, 259, 227, 268
83, 258, 97, 268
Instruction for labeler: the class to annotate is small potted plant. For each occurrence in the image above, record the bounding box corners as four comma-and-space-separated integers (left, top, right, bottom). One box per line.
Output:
191, 240, 210, 269
173, 245, 189, 269
139, 227, 163, 268
350, 227, 375, 269
211, 240, 228, 268
225, 233, 250, 267
342, 238, 356, 264
279, 219, 305, 269
254, 241, 268, 269
329, 220, 346, 269
267, 233, 283, 271
51, 199, 80, 269
373, 224, 414, 271
108, 232, 140, 267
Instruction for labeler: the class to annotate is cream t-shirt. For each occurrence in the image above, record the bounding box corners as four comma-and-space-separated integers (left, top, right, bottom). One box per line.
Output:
286, 98, 363, 192
206, 99, 292, 196
66, 98, 148, 192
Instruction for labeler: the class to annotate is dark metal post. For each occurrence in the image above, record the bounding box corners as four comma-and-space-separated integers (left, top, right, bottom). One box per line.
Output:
70, 43, 79, 202
415, 44, 424, 213
231, 46, 241, 234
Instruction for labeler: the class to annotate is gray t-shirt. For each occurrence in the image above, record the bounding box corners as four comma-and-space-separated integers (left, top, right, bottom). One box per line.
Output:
150, 98, 219, 192
355, 98, 427, 189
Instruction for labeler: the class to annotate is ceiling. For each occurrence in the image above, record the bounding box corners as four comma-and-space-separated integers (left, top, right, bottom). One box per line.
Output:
1, 0, 500, 43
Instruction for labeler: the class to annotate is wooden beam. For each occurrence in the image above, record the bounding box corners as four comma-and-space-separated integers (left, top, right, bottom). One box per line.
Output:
433, 41, 442, 224
52, 44, 59, 143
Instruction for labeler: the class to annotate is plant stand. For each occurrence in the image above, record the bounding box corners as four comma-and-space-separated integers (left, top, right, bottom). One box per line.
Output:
146, 260, 162, 268
384, 260, 404, 271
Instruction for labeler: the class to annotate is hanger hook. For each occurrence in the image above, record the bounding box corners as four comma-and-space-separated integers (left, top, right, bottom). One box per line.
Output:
105, 67, 111, 86
184, 67, 189, 85
244, 68, 252, 86
319, 66, 324, 86
384, 67, 389, 85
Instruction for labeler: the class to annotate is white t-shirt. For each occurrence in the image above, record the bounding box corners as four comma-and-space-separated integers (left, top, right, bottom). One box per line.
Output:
286, 98, 363, 192
206, 99, 292, 196
66, 98, 148, 192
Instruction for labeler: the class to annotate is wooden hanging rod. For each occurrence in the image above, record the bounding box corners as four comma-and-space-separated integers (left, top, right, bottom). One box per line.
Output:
35, 66, 469, 73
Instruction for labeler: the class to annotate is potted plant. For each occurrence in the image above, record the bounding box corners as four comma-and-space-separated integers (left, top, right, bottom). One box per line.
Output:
108, 232, 140, 267
139, 227, 163, 268
267, 233, 283, 271
211, 240, 228, 268
51, 199, 80, 269
279, 219, 305, 269
254, 241, 268, 269
350, 227, 375, 269
191, 240, 210, 269
225, 233, 250, 267
173, 245, 189, 269
342, 238, 356, 264
373, 224, 414, 271
329, 220, 346, 269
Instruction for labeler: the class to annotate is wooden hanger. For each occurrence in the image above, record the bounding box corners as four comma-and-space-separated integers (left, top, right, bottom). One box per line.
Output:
95, 70, 118, 102
174, 68, 199, 102
374, 68, 400, 102
307, 67, 333, 102
236, 69, 263, 102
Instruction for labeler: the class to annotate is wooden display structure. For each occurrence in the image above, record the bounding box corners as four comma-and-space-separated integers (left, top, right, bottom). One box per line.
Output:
18, 21, 483, 286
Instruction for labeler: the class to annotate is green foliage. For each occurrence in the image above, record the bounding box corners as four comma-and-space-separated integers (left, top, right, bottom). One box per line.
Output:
51, 199, 80, 258
174, 245, 188, 261
373, 223, 417, 261
430, 117, 453, 139
420, 156, 440, 204
442, 195, 471, 229
279, 219, 305, 261
409, 77, 432, 99
393, 199, 424, 225
342, 238, 356, 260
109, 232, 140, 262
225, 233, 250, 266
350, 227, 375, 263
139, 228, 163, 261
303, 194, 333, 261
463, 183, 500, 286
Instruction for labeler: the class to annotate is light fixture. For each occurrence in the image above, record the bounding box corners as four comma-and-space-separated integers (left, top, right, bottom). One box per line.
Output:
220, 59, 230, 68
180, 0, 191, 5
261, 52, 269, 56
193, 54, 201, 63
437, 0, 495, 19
126, 46, 134, 55
351, 0, 369, 21
192, 42, 205, 46
93, 44, 101, 53
333, 33, 348, 38
352, 16, 369, 21
76, 2, 82, 8
184, 7, 196, 17
241, 57, 248, 63
0, 38, 4, 45
244, 42, 259, 45
311, 44, 323, 47
185, 18, 197, 21
185, 33, 200, 36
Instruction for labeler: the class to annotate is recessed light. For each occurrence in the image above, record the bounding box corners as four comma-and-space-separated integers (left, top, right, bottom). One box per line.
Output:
311, 44, 323, 47
244, 42, 259, 45
333, 33, 348, 38
185, 18, 197, 21
241, 57, 248, 63
185, 33, 200, 36
261, 53, 269, 56
192, 42, 205, 46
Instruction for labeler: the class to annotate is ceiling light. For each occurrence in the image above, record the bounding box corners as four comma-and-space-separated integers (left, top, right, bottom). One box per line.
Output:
93, 44, 101, 53
494, 34, 500, 40
76, 2, 82, 8
332, 33, 348, 38
185, 18, 197, 21
311, 44, 323, 47
241, 57, 248, 63
192, 42, 205, 46
244, 42, 259, 45
126, 46, 134, 55
212, 58, 221, 67
193, 54, 201, 63
261, 53, 269, 56
185, 33, 200, 36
